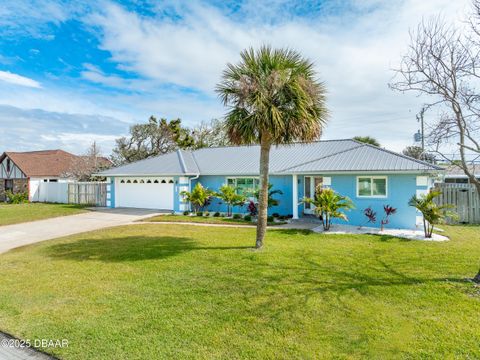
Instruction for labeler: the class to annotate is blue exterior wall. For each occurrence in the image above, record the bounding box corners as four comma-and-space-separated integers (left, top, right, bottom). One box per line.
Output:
298, 174, 421, 229
189, 173, 421, 228
107, 177, 115, 208
192, 175, 293, 216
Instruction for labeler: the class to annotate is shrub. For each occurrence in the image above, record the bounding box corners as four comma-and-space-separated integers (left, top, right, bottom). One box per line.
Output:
213, 212, 220, 217
380, 205, 397, 230
301, 186, 354, 231
267, 215, 274, 222
232, 213, 242, 219
215, 185, 246, 216
278, 215, 286, 220
181, 183, 214, 213
272, 212, 280, 218
196, 211, 203, 217
253, 184, 283, 208
409, 190, 457, 238
247, 200, 258, 216
5, 191, 28, 204
183, 210, 190, 216
204, 211, 210, 217
243, 214, 252, 221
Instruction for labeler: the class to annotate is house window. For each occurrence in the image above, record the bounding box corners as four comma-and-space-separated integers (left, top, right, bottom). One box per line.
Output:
227, 177, 259, 195
6, 159, 11, 172
49, 179, 58, 182
5, 179, 13, 192
357, 176, 387, 197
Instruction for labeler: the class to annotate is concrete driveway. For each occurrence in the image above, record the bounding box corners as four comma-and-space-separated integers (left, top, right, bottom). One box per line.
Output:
0, 208, 164, 254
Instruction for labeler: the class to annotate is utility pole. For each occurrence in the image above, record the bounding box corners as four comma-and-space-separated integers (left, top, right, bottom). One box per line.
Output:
416, 107, 425, 160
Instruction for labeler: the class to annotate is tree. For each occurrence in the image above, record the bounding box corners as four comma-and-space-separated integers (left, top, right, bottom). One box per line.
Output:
389, 12, 480, 199
302, 186, 354, 231
215, 185, 247, 216
353, 136, 381, 147
390, 4, 480, 283
181, 183, 214, 213
216, 46, 328, 249
189, 119, 231, 149
402, 146, 436, 163
111, 116, 194, 165
408, 190, 456, 238
253, 183, 283, 208
62, 141, 112, 181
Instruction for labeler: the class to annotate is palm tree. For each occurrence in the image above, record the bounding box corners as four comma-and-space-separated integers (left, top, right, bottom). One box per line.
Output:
302, 187, 354, 231
253, 183, 283, 208
216, 46, 328, 248
353, 136, 381, 147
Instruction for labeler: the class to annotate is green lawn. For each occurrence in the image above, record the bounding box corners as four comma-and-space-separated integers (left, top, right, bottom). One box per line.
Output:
143, 214, 285, 226
0, 203, 87, 226
0, 224, 479, 359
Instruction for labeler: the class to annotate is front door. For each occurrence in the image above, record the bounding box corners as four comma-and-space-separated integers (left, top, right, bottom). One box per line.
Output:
304, 176, 323, 214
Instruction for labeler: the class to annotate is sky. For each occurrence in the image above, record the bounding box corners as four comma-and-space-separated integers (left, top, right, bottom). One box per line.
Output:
0, 0, 471, 156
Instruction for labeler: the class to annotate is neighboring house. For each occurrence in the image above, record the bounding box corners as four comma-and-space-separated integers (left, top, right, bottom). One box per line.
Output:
442, 164, 479, 184
0, 149, 110, 202
98, 139, 443, 229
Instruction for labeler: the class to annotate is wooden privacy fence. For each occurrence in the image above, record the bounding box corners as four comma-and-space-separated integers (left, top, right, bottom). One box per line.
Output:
434, 183, 480, 224
68, 182, 107, 207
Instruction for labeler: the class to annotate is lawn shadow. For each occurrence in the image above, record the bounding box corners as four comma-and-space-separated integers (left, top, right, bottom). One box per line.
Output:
45, 236, 253, 263
271, 228, 315, 236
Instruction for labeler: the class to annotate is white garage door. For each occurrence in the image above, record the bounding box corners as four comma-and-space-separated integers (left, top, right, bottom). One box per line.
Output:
115, 178, 174, 210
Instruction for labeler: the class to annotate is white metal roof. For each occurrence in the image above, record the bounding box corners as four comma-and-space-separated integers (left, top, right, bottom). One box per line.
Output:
99, 139, 443, 177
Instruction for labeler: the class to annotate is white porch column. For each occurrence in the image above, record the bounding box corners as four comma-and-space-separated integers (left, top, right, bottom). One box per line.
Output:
292, 174, 299, 219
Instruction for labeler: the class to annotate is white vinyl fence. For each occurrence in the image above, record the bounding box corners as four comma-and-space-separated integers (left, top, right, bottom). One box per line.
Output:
30, 182, 69, 203
30, 181, 107, 206
434, 183, 480, 224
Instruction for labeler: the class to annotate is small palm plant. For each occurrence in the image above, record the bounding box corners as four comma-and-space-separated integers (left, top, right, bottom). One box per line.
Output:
408, 190, 456, 238
302, 186, 354, 231
216, 185, 247, 217
253, 184, 283, 208
181, 183, 214, 213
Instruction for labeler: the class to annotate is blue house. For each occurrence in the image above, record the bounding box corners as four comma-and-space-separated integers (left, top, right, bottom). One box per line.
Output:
99, 139, 443, 229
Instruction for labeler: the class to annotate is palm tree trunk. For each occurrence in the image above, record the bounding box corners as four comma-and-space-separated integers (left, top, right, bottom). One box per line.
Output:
256, 141, 271, 249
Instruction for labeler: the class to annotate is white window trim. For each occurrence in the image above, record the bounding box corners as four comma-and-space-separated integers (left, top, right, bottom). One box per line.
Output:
356, 176, 388, 198
226, 177, 259, 196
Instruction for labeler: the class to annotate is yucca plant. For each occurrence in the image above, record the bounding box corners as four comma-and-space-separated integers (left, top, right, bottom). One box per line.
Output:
302, 186, 354, 231
408, 190, 456, 238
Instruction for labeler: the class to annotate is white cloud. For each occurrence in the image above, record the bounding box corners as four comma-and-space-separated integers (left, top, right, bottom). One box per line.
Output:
0, 70, 41, 88
84, 0, 471, 151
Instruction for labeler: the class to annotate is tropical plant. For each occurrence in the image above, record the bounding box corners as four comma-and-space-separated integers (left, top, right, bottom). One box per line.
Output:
217, 46, 328, 248
253, 183, 283, 208
408, 190, 456, 238
380, 205, 397, 231
360, 207, 377, 228
180, 183, 214, 213
353, 136, 381, 147
5, 190, 28, 204
247, 200, 258, 216
216, 185, 247, 217
302, 186, 354, 231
